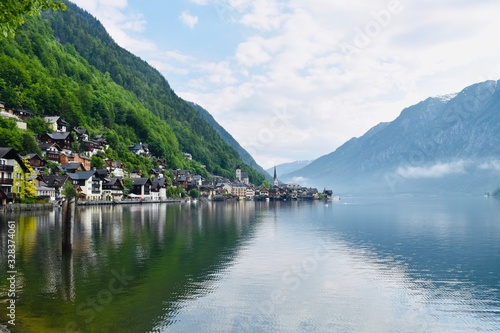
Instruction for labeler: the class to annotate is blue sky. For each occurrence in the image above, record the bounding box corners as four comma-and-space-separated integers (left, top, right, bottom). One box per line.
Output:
71, 0, 500, 169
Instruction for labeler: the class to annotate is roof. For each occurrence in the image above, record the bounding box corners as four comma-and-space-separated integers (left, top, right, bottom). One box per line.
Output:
61, 162, 85, 172
23, 153, 44, 161
44, 116, 60, 123
47, 132, 71, 140
152, 177, 167, 188
38, 142, 62, 151
103, 178, 122, 186
0, 147, 29, 172
73, 127, 88, 135
68, 171, 96, 181
132, 177, 152, 186
42, 175, 69, 187
129, 143, 145, 151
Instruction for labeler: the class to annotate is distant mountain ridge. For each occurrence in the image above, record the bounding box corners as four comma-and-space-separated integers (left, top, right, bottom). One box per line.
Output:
283, 80, 500, 195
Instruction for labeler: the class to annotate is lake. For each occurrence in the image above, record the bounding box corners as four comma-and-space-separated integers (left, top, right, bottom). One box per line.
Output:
1, 197, 499, 332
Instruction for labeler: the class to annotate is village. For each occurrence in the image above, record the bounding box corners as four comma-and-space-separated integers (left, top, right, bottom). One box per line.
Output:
0, 104, 331, 206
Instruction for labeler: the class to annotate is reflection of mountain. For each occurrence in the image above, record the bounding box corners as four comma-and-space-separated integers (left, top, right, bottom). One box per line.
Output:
322, 198, 500, 302
283, 80, 500, 194
0, 203, 262, 333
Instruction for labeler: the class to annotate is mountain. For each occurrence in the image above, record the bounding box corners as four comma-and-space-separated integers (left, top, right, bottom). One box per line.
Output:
266, 160, 312, 177
283, 80, 500, 195
190, 103, 272, 182
0, 1, 265, 183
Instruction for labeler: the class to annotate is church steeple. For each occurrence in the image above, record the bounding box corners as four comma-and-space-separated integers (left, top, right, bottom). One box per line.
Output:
273, 165, 278, 187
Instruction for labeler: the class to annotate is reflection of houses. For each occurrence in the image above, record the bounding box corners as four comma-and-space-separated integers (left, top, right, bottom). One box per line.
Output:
44, 116, 68, 132
0, 147, 29, 204
131, 178, 152, 197
40, 132, 74, 150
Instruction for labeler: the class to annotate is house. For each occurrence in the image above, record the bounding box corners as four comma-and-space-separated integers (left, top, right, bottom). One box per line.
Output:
128, 143, 149, 156
245, 188, 256, 199
36, 181, 56, 201
151, 177, 168, 200
102, 178, 124, 201
59, 153, 91, 170
38, 142, 62, 162
40, 132, 74, 150
44, 116, 68, 132
172, 169, 192, 189
105, 159, 125, 178
231, 183, 247, 198
38, 175, 70, 199
0, 147, 29, 205
67, 171, 102, 201
0, 109, 26, 130
72, 127, 89, 141
60, 162, 86, 173
156, 158, 167, 169
81, 140, 104, 155
235, 166, 250, 185
131, 178, 152, 198
13, 108, 33, 120
23, 153, 47, 172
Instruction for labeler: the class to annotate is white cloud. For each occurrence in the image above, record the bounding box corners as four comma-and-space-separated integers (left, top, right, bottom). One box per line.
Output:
179, 11, 199, 29
71, 0, 500, 169
396, 161, 468, 179
70, 0, 156, 54
479, 160, 500, 172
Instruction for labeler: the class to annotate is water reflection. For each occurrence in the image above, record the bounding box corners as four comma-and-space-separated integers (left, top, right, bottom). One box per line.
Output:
0, 202, 261, 333
1, 198, 499, 333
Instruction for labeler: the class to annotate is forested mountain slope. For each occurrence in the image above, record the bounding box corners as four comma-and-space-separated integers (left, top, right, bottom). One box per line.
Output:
0, 1, 264, 183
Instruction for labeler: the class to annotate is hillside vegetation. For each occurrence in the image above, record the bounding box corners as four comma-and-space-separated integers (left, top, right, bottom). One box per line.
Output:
0, 1, 264, 183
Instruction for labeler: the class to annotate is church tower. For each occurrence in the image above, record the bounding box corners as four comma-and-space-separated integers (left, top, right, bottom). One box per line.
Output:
235, 165, 242, 181
273, 165, 279, 187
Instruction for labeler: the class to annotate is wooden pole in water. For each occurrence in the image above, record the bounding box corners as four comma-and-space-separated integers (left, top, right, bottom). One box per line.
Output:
62, 198, 75, 253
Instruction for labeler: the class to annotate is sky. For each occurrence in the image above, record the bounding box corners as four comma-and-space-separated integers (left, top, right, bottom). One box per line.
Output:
70, 0, 500, 169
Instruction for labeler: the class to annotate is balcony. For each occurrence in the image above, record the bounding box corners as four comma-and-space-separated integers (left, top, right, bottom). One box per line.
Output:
0, 164, 14, 172
0, 178, 13, 185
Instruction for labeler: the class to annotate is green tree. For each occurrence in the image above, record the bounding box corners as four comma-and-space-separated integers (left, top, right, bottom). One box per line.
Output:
123, 178, 134, 195
13, 157, 37, 203
61, 180, 76, 199
261, 180, 271, 189
189, 188, 200, 199
91, 155, 106, 169
27, 116, 51, 135
0, 0, 66, 37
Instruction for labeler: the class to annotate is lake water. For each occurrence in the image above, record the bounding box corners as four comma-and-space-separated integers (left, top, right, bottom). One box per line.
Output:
1, 197, 499, 333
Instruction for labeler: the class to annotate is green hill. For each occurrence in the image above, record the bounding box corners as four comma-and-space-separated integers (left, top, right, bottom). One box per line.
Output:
0, 1, 264, 183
